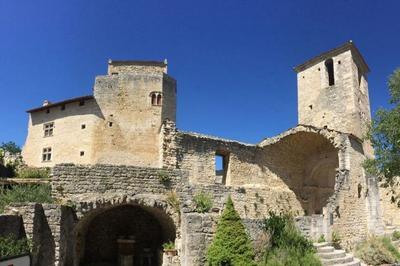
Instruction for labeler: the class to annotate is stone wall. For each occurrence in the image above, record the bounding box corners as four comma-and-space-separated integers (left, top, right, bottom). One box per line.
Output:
380, 176, 400, 227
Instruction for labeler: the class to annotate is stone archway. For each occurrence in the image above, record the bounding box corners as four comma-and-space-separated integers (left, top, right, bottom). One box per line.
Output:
73, 196, 179, 266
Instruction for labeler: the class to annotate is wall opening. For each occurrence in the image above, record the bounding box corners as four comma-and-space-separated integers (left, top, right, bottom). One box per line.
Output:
76, 204, 176, 266
325, 58, 335, 86
215, 151, 229, 185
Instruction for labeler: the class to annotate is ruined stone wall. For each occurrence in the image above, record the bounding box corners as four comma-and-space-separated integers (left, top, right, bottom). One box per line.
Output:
380, 176, 400, 227
51, 164, 184, 202
108, 62, 167, 75
22, 98, 103, 167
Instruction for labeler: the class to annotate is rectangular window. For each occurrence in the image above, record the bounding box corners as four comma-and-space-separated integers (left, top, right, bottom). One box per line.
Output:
79, 100, 85, 106
215, 151, 230, 185
43, 122, 54, 137
42, 147, 52, 162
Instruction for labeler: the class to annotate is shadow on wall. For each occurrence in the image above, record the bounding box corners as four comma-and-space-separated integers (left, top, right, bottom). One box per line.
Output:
261, 131, 339, 216
31, 204, 55, 266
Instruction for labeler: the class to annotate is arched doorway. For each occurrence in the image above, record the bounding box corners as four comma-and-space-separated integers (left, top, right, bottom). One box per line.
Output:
76, 204, 176, 266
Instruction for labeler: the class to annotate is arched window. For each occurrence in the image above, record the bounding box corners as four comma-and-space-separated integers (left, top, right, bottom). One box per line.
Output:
325, 58, 335, 86
150, 92, 163, 106
151, 93, 157, 105
157, 94, 162, 105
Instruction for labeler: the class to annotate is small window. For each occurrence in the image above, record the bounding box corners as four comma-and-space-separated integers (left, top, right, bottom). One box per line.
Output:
79, 100, 85, 106
150, 92, 162, 106
46, 109, 50, 114
111, 72, 118, 75
80, 151, 85, 156
42, 147, 52, 162
325, 58, 335, 86
61, 104, 65, 111
215, 151, 229, 185
108, 122, 113, 127
43, 122, 54, 137
81, 124, 86, 129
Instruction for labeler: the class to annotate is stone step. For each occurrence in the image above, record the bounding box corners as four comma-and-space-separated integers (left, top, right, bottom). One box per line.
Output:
320, 254, 354, 265
339, 258, 361, 266
314, 242, 331, 248
318, 246, 335, 253
318, 249, 346, 260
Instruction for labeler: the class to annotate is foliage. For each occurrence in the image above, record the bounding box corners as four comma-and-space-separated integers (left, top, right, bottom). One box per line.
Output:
162, 241, 175, 250
157, 169, 171, 185
317, 234, 325, 243
393, 230, 400, 241
166, 190, 180, 214
0, 234, 31, 258
0, 184, 53, 213
207, 196, 255, 266
355, 236, 400, 265
0, 141, 21, 154
262, 212, 320, 266
364, 68, 400, 187
17, 167, 50, 179
331, 231, 342, 249
193, 191, 213, 213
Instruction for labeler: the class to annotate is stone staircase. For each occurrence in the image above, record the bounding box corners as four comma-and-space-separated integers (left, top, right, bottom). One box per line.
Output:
314, 242, 361, 266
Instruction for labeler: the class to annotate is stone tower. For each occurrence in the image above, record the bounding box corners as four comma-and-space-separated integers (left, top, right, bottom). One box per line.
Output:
92, 60, 177, 166
295, 41, 371, 142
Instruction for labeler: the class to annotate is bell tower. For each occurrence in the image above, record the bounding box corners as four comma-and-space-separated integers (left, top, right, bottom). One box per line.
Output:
295, 41, 371, 141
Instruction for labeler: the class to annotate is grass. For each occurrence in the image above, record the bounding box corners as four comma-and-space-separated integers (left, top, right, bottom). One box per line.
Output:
0, 184, 53, 213
393, 230, 400, 241
0, 234, 31, 258
17, 167, 50, 179
355, 236, 400, 265
262, 212, 321, 266
193, 191, 213, 213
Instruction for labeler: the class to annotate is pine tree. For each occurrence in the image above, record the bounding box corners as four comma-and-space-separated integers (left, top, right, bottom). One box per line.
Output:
206, 196, 255, 266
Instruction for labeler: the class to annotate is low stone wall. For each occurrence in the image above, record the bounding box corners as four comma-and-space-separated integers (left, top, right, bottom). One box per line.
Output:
51, 164, 185, 202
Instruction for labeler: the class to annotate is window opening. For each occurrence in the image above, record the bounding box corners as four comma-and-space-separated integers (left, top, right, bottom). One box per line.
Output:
46, 109, 50, 114
325, 58, 335, 86
157, 94, 162, 105
44, 122, 54, 137
80, 151, 85, 156
81, 124, 86, 129
215, 151, 229, 185
79, 100, 85, 106
42, 147, 52, 162
108, 122, 113, 127
61, 104, 65, 111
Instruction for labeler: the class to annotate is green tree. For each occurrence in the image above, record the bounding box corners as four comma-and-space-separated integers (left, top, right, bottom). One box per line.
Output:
0, 141, 21, 154
364, 68, 400, 184
207, 196, 255, 266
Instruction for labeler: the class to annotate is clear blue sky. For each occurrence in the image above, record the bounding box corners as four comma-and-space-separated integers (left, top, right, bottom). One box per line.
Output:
0, 0, 399, 146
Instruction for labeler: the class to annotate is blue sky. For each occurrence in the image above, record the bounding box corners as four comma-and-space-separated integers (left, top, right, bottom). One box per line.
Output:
0, 0, 399, 146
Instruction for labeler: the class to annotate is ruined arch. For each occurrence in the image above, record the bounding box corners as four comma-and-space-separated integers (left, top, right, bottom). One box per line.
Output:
73, 196, 179, 266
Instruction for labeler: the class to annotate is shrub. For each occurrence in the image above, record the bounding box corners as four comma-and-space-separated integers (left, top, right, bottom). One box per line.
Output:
166, 190, 180, 214
262, 212, 320, 266
0, 184, 53, 213
0, 234, 31, 258
162, 241, 175, 250
355, 236, 400, 265
393, 230, 400, 241
157, 170, 171, 185
331, 231, 342, 249
317, 234, 325, 243
207, 196, 255, 266
17, 167, 50, 179
193, 191, 212, 213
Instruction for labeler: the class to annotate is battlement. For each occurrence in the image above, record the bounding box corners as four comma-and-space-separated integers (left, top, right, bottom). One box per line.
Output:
107, 59, 168, 75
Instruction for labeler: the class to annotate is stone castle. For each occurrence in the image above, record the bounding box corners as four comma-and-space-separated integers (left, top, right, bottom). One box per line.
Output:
2, 41, 399, 265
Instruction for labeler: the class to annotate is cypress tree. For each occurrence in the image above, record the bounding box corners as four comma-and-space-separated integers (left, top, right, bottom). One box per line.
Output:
207, 196, 255, 266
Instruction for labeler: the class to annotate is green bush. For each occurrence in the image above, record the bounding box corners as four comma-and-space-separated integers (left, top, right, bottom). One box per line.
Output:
317, 234, 325, 243
0, 184, 53, 213
157, 170, 171, 185
207, 196, 255, 266
166, 190, 180, 214
331, 231, 342, 249
355, 236, 400, 265
0, 234, 31, 258
262, 212, 320, 266
393, 230, 400, 241
162, 241, 175, 250
193, 191, 213, 213
17, 167, 50, 179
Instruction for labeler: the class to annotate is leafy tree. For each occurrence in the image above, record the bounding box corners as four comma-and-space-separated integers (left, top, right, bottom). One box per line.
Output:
0, 141, 21, 154
364, 68, 400, 184
207, 196, 255, 266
